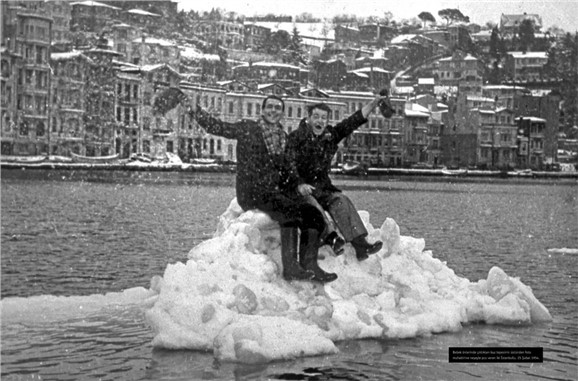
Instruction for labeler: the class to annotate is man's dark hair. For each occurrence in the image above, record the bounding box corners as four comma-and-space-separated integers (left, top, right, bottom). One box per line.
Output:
262, 95, 285, 112
307, 103, 331, 116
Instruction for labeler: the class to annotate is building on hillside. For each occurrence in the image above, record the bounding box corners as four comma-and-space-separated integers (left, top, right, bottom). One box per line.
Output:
128, 36, 180, 67
434, 50, 483, 94
0, 3, 52, 156
481, 84, 531, 110
358, 23, 396, 46
100, 0, 178, 19
233, 62, 301, 93
342, 66, 392, 92
123, 8, 163, 31
312, 59, 346, 90
70, 1, 121, 32
499, 13, 543, 37
448, 24, 473, 51
354, 56, 389, 71
334, 25, 360, 45
503, 51, 549, 84
244, 23, 270, 50
193, 20, 244, 49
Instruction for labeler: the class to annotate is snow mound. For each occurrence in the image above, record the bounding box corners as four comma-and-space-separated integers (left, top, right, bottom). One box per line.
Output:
145, 198, 552, 363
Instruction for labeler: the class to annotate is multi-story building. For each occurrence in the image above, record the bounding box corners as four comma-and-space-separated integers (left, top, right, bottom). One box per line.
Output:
334, 25, 360, 46
481, 84, 531, 110
0, 2, 52, 156
45, 0, 72, 50
358, 23, 396, 46
49, 51, 90, 155
244, 23, 270, 50
475, 108, 518, 169
193, 20, 244, 49
513, 93, 560, 167
499, 13, 543, 37
312, 59, 346, 90
70, 0, 120, 32
128, 36, 180, 67
232, 62, 301, 93
81, 41, 123, 156
435, 50, 483, 94
504, 51, 549, 83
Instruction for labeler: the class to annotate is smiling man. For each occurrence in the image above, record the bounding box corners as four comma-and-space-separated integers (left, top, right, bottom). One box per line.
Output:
189, 95, 337, 283
287, 95, 388, 261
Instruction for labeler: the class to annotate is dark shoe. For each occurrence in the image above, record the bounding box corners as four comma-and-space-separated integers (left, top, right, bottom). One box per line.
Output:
325, 232, 346, 256
300, 229, 338, 283
280, 227, 314, 281
352, 237, 383, 261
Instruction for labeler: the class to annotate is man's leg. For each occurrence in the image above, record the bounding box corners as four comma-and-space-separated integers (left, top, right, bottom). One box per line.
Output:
303, 194, 345, 255
257, 194, 336, 282
320, 192, 383, 261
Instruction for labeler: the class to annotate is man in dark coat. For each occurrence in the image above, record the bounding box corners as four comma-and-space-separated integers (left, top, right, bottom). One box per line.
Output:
188, 95, 337, 283
286, 96, 386, 261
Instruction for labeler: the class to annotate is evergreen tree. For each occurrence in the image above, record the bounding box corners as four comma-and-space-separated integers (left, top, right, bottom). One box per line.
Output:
518, 19, 535, 52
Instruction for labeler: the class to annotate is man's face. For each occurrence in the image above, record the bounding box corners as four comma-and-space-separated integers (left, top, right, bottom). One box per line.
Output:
307, 108, 329, 136
262, 99, 284, 125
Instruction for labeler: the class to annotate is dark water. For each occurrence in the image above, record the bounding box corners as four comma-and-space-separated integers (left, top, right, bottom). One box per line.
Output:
1, 169, 577, 380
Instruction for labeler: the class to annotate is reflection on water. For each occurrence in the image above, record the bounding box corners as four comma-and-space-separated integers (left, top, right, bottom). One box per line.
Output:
1, 170, 577, 380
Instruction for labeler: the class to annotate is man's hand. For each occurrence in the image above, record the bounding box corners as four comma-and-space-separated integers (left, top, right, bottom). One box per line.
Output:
298, 183, 315, 196
361, 94, 390, 119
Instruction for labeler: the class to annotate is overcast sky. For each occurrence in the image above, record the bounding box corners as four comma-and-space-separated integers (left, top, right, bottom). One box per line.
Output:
176, 0, 578, 32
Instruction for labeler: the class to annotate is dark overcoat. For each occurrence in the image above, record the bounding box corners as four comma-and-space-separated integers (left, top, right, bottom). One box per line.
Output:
286, 110, 367, 195
194, 109, 301, 211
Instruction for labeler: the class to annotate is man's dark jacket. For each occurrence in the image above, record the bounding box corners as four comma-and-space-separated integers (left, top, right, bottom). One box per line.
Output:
287, 110, 367, 195
194, 109, 301, 210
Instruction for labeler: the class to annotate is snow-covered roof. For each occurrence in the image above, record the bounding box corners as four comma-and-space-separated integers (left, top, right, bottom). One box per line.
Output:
390, 34, 417, 44
243, 21, 334, 40
439, 54, 479, 62
180, 46, 219, 61
508, 51, 548, 59
350, 72, 369, 78
51, 51, 88, 61
127, 9, 161, 17
418, 78, 435, 85
515, 116, 547, 122
70, 1, 120, 9
252, 62, 300, 70
132, 37, 176, 47
406, 103, 430, 113
404, 109, 430, 118
352, 67, 391, 74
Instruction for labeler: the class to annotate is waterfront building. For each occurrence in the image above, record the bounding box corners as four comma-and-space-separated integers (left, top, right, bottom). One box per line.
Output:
49, 51, 91, 156
81, 41, 123, 157
0, 2, 52, 156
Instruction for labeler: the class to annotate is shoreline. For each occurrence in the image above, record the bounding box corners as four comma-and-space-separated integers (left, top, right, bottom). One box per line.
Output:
1, 161, 577, 181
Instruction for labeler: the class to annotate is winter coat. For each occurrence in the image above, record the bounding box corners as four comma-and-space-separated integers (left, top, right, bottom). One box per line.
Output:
194, 109, 301, 211
286, 110, 367, 195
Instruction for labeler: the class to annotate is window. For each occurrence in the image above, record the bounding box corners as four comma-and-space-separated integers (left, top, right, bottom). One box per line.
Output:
167, 141, 173, 153
335, 110, 339, 120
256, 103, 260, 115
297, 107, 302, 118
247, 103, 253, 116
116, 107, 122, 122
217, 140, 222, 151
288, 106, 293, 118
228, 101, 234, 114
133, 84, 138, 100
19, 120, 29, 136
133, 108, 138, 123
